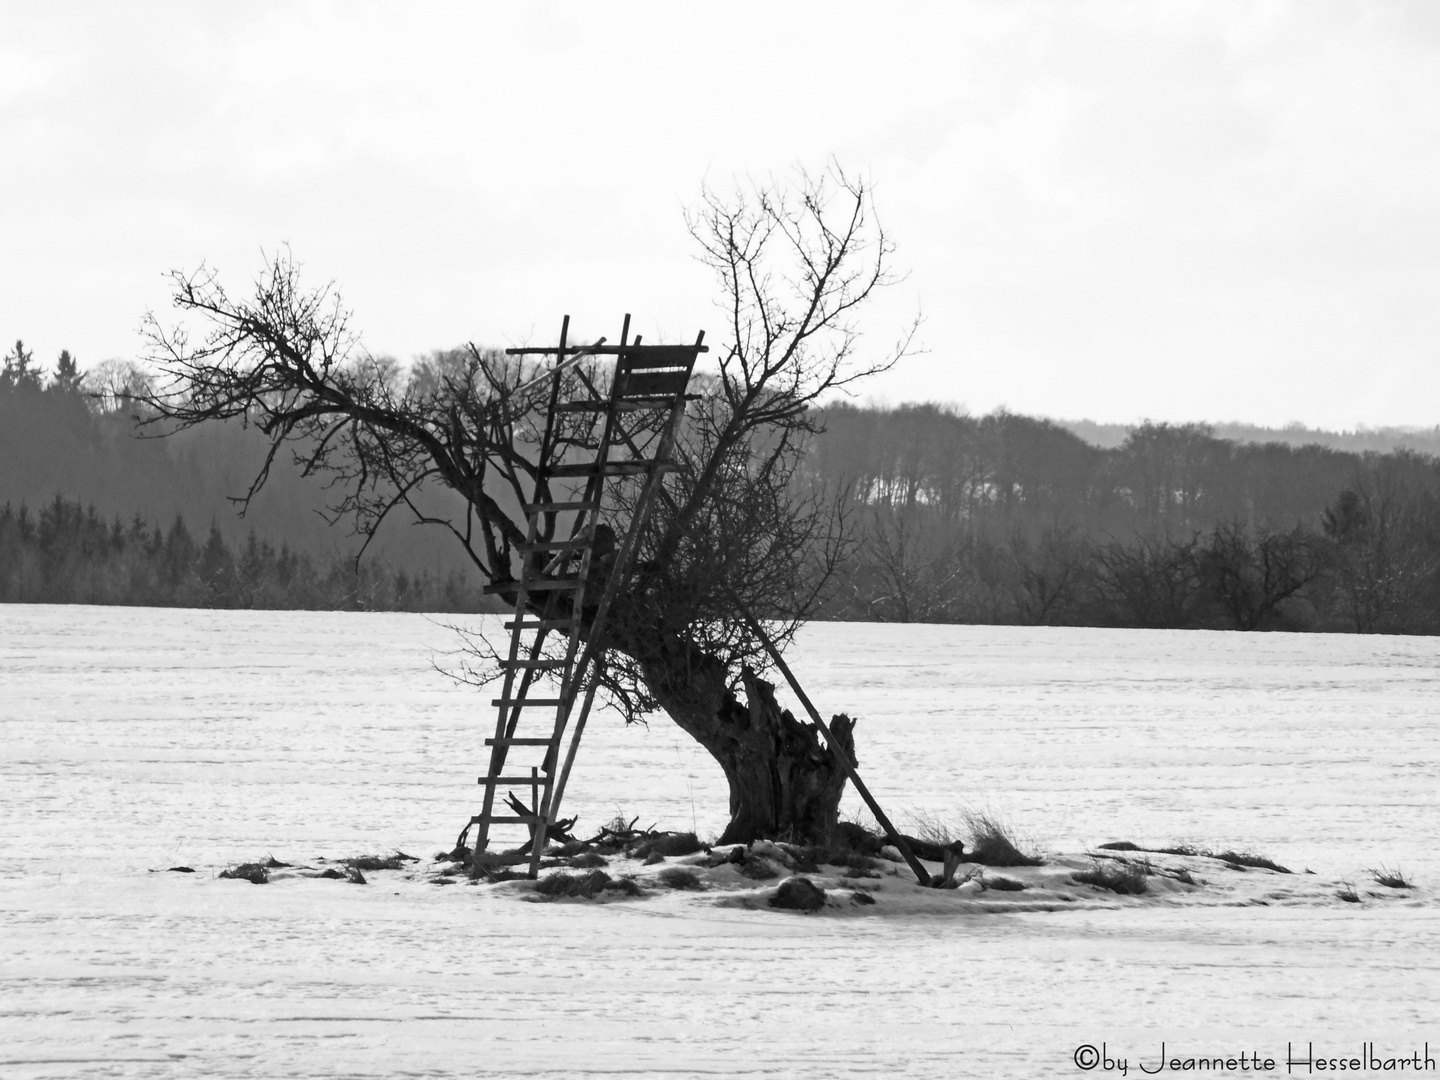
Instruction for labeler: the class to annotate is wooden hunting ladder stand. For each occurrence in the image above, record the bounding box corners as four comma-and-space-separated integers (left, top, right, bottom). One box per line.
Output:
470, 315, 705, 878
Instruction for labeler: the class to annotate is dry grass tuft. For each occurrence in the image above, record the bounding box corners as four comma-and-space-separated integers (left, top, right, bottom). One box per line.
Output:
1214, 850, 1291, 874
218, 863, 269, 884
911, 810, 960, 848
1336, 881, 1361, 903
534, 870, 611, 899
739, 858, 780, 881
1098, 842, 1289, 874
961, 810, 1044, 867
1369, 865, 1413, 889
342, 853, 413, 872
769, 876, 827, 912
911, 808, 1042, 867
1073, 857, 1149, 895
603, 876, 644, 897
657, 866, 703, 891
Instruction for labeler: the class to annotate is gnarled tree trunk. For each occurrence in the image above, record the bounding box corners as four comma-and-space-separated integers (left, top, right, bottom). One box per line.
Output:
622, 625, 855, 844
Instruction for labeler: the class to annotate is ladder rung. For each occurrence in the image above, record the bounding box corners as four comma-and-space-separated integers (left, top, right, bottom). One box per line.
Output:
485, 737, 557, 746
524, 500, 598, 514
500, 658, 567, 670
524, 576, 584, 591
503, 618, 580, 630
478, 775, 552, 786
482, 576, 581, 595
491, 698, 564, 708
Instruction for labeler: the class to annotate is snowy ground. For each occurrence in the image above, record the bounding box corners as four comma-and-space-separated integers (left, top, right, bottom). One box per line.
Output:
2, 606, 1438, 1077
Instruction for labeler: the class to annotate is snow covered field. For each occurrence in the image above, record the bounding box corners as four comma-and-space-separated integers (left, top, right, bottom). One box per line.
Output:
2, 605, 1438, 1077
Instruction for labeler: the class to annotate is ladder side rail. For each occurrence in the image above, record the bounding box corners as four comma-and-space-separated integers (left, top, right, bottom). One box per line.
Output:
544, 338, 702, 827
496, 313, 571, 659
519, 314, 574, 572
535, 324, 633, 687
547, 315, 628, 550
520, 316, 631, 869
531, 663, 603, 876
474, 599, 551, 859
477, 318, 572, 871
501, 313, 580, 698
487, 505, 549, 763
496, 625, 556, 751
482, 322, 707, 873
475, 553, 561, 864
533, 316, 571, 491
474, 572, 541, 860
477, 505, 571, 865
525, 429, 612, 815
548, 313, 630, 693
545, 413, 686, 823
553, 321, 625, 552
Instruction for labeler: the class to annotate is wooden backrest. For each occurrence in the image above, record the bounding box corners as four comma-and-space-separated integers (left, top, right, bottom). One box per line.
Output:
613, 345, 699, 400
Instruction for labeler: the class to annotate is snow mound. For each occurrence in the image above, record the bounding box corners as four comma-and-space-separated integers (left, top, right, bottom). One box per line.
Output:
365, 842, 1432, 916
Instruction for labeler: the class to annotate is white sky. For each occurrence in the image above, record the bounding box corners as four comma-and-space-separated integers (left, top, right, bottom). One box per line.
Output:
3, 1, 1439, 429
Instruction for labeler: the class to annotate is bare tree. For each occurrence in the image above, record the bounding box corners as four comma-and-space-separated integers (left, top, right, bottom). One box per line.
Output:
1008, 526, 1089, 625
1201, 521, 1318, 631
849, 507, 969, 622
139, 165, 915, 844
1321, 458, 1440, 633
1089, 532, 1209, 628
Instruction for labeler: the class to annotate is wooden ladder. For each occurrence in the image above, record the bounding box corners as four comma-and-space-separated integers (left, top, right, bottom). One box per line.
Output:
472, 315, 704, 878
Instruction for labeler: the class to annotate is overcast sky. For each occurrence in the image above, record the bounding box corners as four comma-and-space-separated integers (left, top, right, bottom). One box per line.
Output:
3, 1, 1438, 429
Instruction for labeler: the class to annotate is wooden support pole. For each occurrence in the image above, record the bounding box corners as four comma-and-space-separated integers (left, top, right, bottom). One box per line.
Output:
735, 604, 933, 888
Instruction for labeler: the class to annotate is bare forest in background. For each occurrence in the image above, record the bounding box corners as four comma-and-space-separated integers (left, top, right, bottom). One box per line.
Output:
3, 341, 1438, 632
811, 403, 1440, 634
0, 341, 494, 611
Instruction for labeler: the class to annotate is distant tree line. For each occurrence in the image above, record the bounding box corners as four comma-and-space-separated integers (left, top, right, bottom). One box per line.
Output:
0, 496, 492, 611
809, 404, 1440, 634
1064, 417, 1440, 457
1, 339, 493, 611
4, 340, 1439, 631
0, 339, 476, 575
